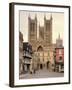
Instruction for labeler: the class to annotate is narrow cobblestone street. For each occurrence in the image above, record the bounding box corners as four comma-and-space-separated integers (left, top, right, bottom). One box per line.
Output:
19, 68, 64, 79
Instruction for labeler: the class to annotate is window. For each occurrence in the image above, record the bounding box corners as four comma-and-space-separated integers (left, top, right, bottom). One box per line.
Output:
59, 49, 62, 55
59, 56, 62, 60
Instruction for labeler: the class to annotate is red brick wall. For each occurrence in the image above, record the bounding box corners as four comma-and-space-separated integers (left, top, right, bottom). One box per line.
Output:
55, 48, 64, 63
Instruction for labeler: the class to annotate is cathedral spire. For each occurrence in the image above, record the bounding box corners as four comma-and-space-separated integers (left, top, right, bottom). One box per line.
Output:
39, 22, 40, 28
35, 14, 37, 20
28, 13, 30, 20
58, 33, 60, 39
50, 13, 52, 20
44, 14, 46, 20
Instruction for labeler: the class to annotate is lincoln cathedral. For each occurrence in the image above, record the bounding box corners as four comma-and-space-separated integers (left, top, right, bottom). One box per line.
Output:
28, 14, 55, 69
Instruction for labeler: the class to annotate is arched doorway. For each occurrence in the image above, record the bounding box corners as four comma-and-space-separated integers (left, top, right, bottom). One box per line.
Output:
37, 46, 43, 52
37, 46, 44, 69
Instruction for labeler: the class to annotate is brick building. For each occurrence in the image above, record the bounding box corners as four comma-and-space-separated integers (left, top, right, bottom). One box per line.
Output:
54, 34, 64, 72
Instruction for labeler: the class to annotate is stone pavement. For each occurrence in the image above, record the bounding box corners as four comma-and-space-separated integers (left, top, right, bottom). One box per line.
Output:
19, 68, 64, 79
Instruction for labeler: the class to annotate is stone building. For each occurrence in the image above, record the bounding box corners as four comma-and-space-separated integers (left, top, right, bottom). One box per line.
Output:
31, 52, 40, 71
28, 15, 55, 70
56, 34, 63, 48
19, 31, 24, 74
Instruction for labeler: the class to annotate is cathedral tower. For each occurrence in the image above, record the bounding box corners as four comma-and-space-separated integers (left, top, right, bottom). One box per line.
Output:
28, 14, 37, 50
39, 23, 44, 40
44, 14, 52, 46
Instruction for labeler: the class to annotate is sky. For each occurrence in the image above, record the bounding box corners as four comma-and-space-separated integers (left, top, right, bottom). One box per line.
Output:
20, 11, 64, 44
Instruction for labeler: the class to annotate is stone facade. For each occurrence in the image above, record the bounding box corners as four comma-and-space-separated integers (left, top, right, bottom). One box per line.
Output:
28, 15, 55, 69
28, 15, 52, 51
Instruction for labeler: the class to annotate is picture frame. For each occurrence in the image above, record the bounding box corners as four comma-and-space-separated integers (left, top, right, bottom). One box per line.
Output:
9, 2, 70, 87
